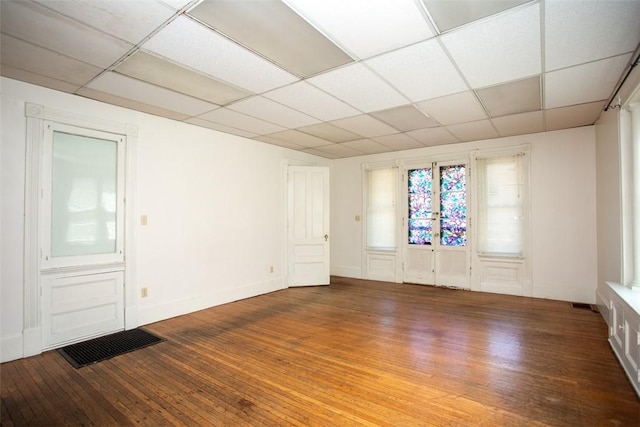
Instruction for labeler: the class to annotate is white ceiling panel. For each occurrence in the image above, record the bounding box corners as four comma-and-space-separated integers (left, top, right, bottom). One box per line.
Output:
341, 139, 393, 155
77, 87, 190, 121
477, 76, 541, 117
370, 105, 439, 132
297, 123, 362, 143
446, 120, 499, 142
198, 108, 285, 135
254, 135, 306, 150
301, 148, 341, 159
545, 0, 640, 72
263, 81, 360, 122
545, 101, 606, 131
228, 96, 319, 129
1, 1, 133, 69
406, 127, 459, 146
308, 63, 409, 113
330, 114, 398, 138
545, 54, 631, 109
87, 72, 218, 117
373, 133, 424, 150
441, 2, 541, 88
159, 0, 197, 10
284, 0, 435, 60
366, 39, 468, 102
418, 91, 487, 125
0, 64, 80, 93
492, 111, 545, 137
423, 0, 531, 33
310, 143, 364, 158
185, 117, 258, 138
0, 35, 102, 86
142, 16, 298, 93
262, 130, 330, 148
33, 0, 177, 45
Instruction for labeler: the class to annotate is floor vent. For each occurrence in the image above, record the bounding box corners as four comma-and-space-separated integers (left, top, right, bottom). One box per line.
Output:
570, 302, 599, 312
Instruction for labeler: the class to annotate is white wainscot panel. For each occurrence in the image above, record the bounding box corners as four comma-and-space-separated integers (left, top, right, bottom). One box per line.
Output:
478, 258, 524, 296
42, 270, 124, 350
366, 251, 397, 282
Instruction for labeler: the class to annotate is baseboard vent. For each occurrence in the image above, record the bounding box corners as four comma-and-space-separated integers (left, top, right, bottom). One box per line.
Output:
570, 302, 599, 313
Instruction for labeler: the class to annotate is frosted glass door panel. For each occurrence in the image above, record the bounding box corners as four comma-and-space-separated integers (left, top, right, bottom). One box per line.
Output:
51, 131, 117, 257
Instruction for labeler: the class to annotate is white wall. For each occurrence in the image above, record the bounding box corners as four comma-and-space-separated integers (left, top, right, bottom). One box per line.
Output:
0, 77, 328, 362
331, 127, 598, 303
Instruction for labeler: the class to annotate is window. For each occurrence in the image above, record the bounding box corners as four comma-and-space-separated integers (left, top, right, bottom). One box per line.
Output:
476, 154, 526, 256
366, 167, 397, 249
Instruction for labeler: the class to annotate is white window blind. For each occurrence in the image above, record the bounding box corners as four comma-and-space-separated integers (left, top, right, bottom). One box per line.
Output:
477, 155, 524, 256
366, 167, 397, 249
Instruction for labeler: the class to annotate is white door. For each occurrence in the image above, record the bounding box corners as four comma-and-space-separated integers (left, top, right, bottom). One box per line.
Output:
403, 161, 470, 288
40, 122, 126, 349
287, 166, 330, 287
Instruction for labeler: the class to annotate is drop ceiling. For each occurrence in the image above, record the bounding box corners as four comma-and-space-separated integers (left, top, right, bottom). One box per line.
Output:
1, 0, 639, 159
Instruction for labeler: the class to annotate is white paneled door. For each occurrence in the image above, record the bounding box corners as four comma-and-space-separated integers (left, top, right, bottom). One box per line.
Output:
287, 166, 330, 287
403, 160, 470, 288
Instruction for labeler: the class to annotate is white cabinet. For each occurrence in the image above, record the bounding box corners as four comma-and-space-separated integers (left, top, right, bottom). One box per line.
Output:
606, 283, 640, 396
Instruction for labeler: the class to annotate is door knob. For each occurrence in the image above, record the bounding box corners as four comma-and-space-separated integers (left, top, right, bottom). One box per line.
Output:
324, 234, 329, 241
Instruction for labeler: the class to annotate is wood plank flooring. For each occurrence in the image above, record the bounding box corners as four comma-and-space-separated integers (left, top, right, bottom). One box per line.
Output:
2, 277, 639, 426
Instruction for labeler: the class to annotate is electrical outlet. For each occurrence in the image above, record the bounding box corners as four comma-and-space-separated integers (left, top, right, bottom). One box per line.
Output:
269, 266, 274, 273
141, 215, 148, 225
141, 287, 148, 298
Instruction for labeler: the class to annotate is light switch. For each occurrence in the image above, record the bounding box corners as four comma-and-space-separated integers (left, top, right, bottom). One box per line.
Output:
141, 215, 148, 225
355, 215, 361, 222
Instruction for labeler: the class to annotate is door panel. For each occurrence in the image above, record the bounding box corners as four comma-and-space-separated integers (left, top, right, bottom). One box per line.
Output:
288, 166, 330, 286
403, 161, 469, 288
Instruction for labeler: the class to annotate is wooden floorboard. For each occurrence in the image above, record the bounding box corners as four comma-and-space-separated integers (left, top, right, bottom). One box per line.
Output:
2, 277, 639, 426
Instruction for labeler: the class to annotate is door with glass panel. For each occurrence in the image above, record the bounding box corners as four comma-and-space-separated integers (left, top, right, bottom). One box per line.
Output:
404, 161, 470, 288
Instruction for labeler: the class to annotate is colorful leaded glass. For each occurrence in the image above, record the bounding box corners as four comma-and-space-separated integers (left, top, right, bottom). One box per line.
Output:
408, 168, 432, 245
439, 165, 466, 246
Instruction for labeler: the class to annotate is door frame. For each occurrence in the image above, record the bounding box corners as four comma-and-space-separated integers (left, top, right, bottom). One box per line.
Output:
399, 155, 471, 289
23, 103, 138, 356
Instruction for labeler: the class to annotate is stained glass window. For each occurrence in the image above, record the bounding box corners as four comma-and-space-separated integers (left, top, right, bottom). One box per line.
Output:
439, 164, 467, 246
408, 168, 432, 245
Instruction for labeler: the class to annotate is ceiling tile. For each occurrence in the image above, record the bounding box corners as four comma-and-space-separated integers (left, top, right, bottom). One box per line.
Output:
308, 63, 408, 113
228, 96, 319, 128
545, 101, 606, 131
297, 123, 361, 143
446, 120, 498, 142
418, 91, 487, 125
263, 130, 330, 148
545, 54, 631, 109
545, 0, 640, 71
33, 0, 177, 45
341, 139, 393, 155
263, 81, 360, 122
115, 51, 251, 105
142, 16, 298, 93
197, 108, 286, 135
370, 105, 439, 132
330, 114, 398, 138
86, 72, 218, 117
406, 127, 459, 146
284, 0, 435, 60
372, 133, 424, 150
188, 0, 353, 77
422, 0, 530, 33
185, 117, 258, 138
0, 35, 102, 86
1, 1, 133, 68
477, 76, 541, 117
254, 135, 306, 150
76, 87, 190, 121
0, 64, 80, 93
366, 38, 468, 102
309, 143, 364, 158
159, 0, 196, 10
492, 111, 545, 137
440, 2, 540, 88
300, 148, 341, 159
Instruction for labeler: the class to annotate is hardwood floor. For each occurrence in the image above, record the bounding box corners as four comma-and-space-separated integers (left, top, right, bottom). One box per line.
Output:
2, 277, 639, 426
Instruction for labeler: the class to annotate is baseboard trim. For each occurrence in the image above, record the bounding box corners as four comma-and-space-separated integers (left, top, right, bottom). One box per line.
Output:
0, 333, 23, 363
331, 266, 361, 279
137, 278, 285, 327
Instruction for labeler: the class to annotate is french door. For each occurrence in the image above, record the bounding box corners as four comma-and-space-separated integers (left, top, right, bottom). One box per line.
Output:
403, 160, 470, 288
